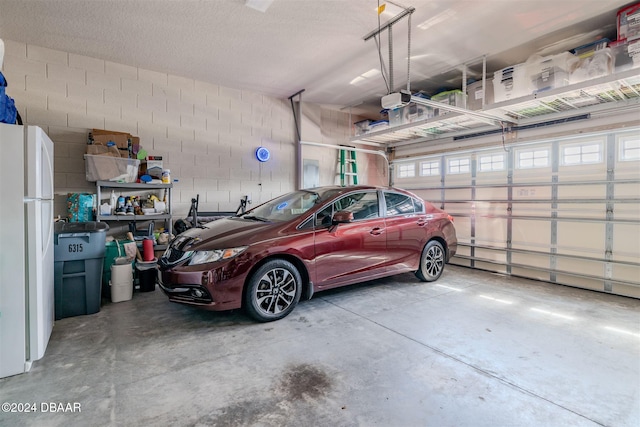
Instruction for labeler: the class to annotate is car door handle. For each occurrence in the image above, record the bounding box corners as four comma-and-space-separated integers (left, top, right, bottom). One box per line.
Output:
417, 220, 427, 227
370, 227, 384, 236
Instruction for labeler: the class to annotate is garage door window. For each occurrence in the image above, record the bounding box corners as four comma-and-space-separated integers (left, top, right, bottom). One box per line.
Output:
561, 142, 602, 165
420, 160, 440, 176
478, 153, 505, 172
620, 136, 640, 161
397, 163, 416, 178
448, 158, 470, 174
517, 148, 549, 169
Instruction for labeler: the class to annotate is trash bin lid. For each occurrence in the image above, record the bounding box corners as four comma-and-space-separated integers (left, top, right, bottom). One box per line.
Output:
136, 259, 158, 270
55, 221, 110, 234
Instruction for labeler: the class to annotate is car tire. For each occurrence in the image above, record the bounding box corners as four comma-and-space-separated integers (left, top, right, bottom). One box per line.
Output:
415, 240, 446, 282
245, 259, 302, 322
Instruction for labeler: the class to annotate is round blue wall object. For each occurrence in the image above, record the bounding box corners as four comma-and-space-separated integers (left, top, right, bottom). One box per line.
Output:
256, 147, 270, 162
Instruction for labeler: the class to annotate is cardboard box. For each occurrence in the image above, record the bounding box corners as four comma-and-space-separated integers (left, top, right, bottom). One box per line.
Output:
91, 129, 132, 149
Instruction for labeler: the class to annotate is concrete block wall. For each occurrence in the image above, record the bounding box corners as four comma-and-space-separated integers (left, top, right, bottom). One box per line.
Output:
3, 40, 376, 221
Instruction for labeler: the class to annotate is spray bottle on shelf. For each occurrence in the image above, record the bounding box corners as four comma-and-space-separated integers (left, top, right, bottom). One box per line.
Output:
110, 190, 117, 215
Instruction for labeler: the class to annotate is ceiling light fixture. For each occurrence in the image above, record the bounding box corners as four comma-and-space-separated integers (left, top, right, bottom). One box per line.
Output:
417, 9, 456, 31
245, 0, 274, 13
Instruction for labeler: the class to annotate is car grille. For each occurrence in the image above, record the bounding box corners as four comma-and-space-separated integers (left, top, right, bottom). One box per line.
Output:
158, 236, 196, 269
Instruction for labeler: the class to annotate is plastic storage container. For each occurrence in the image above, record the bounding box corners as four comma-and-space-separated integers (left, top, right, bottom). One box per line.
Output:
525, 52, 572, 93
84, 154, 140, 183
53, 221, 109, 320
610, 39, 640, 72
388, 106, 406, 127
617, 2, 640, 42
568, 48, 613, 84
466, 80, 494, 110
136, 259, 158, 292
493, 63, 529, 103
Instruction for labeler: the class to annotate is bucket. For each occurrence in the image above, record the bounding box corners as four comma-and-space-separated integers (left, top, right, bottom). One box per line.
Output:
110, 263, 133, 302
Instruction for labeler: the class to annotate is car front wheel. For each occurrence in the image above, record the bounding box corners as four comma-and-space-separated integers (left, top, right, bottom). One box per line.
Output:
415, 240, 446, 282
245, 259, 302, 322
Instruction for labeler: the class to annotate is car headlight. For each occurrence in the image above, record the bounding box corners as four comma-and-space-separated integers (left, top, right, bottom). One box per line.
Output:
188, 246, 248, 265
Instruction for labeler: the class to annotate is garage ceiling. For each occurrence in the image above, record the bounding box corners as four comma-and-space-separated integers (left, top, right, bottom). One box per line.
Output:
0, 0, 632, 116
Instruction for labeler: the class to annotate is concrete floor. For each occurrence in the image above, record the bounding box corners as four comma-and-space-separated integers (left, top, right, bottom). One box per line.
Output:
1, 265, 639, 427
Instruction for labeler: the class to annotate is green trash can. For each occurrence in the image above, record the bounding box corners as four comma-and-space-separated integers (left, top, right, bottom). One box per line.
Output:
54, 221, 109, 320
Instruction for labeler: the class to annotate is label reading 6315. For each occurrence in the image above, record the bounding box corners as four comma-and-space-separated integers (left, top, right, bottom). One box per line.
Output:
68, 243, 83, 253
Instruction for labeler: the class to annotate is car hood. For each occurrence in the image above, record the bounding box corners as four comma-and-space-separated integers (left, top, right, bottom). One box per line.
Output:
174, 217, 284, 251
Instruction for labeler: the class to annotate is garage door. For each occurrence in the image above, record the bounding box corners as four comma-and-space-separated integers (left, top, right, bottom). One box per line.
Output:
393, 127, 640, 298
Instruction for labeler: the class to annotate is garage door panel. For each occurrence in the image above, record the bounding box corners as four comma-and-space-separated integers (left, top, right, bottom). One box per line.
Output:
512, 266, 549, 281
556, 274, 604, 291
475, 248, 507, 263
556, 203, 605, 219
611, 283, 640, 298
612, 224, 640, 262
557, 184, 605, 199
513, 168, 552, 184
616, 183, 640, 199
475, 187, 508, 200
475, 260, 507, 273
452, 218, 471, 245
612, 264, 640, 284
512, 220, 550, 250
513, 186, 551, 200
512, 203, 552, 218
475, 202, 508, 217
476, 217, 507, 245
556, 257, 603, 278
512, 252, 548, 269
557, 222, 605, 256
614, 205, 640, 221
444, 188, 472, 201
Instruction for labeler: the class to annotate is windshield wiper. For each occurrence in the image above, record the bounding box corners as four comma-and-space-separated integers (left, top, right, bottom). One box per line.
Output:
242, 215, 270, 222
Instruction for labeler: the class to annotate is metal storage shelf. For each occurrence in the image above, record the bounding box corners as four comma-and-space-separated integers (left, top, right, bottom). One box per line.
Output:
95, 180, 173, 251
350, 68, 640, 146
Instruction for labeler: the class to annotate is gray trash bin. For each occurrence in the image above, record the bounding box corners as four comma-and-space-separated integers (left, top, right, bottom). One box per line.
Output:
54, 221, 109, 320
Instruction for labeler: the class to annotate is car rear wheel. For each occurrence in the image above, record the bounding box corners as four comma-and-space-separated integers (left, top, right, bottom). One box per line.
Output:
245, 259, 302, 322
415, 240, 446, 282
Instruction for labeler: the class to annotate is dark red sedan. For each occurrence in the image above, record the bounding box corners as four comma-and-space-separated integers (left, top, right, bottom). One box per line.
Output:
158, 186, 457, 322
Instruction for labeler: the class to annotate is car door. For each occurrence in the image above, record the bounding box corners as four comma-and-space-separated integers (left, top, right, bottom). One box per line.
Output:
383, 191, 426, 274
313, 190, 387, 289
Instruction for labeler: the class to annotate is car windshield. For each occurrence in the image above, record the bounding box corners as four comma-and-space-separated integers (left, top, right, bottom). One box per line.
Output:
240, 189, 333, 222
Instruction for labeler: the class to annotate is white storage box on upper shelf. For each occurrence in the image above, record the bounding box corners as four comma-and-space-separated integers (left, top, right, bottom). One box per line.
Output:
493, 63, 529, 103
525, 52, 573, 94
466, 80, 494, 110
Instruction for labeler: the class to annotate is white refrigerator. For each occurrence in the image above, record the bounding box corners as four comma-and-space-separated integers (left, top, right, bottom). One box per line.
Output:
0, 123, 55, 378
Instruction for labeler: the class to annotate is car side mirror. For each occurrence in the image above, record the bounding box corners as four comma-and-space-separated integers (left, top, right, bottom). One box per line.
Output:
332, 211, 353, 224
